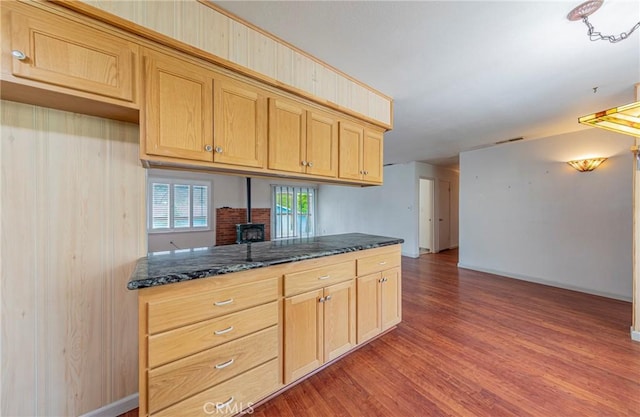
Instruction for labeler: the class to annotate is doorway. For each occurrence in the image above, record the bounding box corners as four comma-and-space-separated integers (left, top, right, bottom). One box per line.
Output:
437, 179, 451, 251
419, 179, 435, 255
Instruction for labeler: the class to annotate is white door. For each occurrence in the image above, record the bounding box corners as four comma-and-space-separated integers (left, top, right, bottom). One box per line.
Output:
419, 179, 434, 253
437, 179, 450, 252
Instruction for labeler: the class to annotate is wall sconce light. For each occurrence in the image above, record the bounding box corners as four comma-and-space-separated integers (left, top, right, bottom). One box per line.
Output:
567, 157, 608, 172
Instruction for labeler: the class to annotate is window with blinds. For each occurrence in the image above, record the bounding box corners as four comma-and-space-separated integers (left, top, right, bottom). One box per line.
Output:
272, 185, 316, 239
148, 178, 210, 232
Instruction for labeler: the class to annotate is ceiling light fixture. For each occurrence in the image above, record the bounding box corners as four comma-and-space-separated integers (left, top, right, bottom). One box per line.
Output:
567, 0, 640, 43
567, 157, 608, 172
579, 100, 640, 137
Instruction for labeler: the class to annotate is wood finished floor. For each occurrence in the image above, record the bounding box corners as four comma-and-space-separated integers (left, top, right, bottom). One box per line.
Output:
123, 249, 640, 417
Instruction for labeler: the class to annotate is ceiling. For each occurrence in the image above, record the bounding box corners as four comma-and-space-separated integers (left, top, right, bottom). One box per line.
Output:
214, 0, 640, 167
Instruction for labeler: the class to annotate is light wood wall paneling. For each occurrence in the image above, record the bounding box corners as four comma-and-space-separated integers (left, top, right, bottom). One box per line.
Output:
275, 43, 294, 87
248, 31, 276, 80
201, 7, 230, 61
176, 1, 202, 48
229, 20, 249, 68
292, 52, 315, 96
1, 100, 146, 415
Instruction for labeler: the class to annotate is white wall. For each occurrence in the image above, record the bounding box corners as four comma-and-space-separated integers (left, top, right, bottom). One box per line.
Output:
319, 162, 460, 257
459, 129, 634, 301
147, 170, 320, 251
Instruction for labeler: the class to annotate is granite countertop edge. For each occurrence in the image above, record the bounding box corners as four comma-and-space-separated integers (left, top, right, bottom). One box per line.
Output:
128, 234, 404, 290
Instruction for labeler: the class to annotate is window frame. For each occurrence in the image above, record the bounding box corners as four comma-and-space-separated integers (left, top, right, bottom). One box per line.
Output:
147, 176, 212, 234
271, 185, 317, 240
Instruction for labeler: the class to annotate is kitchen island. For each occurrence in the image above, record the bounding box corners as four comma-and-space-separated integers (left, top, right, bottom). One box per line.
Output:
130, 233, 404, 416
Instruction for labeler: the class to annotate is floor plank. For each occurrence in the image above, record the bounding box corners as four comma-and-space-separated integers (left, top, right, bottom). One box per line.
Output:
122, 249, 640, 416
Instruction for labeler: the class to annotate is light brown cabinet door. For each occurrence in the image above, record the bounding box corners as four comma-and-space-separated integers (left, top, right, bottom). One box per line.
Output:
268, 98, 306, 173
356, 272, 382, 344
338, 122, 364, 181
9, 10, 137, 102
363, 129, 384, 183
306, 111, 338, 178
284, 289, 324, 384
143, 49, 214, 162
214, 77, 266, 168
381, 267, 402, 330
323, 280, 356, 362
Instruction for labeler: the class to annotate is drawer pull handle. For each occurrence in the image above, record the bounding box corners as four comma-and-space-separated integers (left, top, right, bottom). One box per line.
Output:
379, 261, 387, 265
214, 298, 234, 306
216, 396, 235, 410
214, 358, 235, 369
214, 326, 234, 335
318, 275, 331, 280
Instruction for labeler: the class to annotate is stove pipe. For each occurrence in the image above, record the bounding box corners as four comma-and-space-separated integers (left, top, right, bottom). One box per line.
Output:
246, 177, 252, 223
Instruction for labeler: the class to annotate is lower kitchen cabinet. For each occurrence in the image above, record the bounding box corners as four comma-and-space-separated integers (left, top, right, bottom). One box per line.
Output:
356, 267, 402, 344
283, 279, 356, 384
136, 243, 401, 416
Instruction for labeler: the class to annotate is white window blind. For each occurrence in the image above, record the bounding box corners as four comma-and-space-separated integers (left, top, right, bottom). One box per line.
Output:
148, 178, 210, 232
272, 185, 316, 239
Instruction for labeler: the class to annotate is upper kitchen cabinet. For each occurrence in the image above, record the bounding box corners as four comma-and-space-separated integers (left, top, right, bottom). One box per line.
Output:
214, 76, 267, 169
0, 2, 139, 122
338, 122, 364, 181
268, 97, 338, 178
306, 110, 339, 178
338, 122, 384, 184
362, 129, 384, 183
142, 50, 267, 169
142, 48, 214, 162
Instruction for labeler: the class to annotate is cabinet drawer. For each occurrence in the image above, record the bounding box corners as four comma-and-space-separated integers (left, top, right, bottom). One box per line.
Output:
8, 8, 137, 102
147, 277, 278, 334
148, 301, 278, 368
152, 358, 280, 417
284, 260, 355, 297
148, 326, 278, 414
357, 251, 401, 276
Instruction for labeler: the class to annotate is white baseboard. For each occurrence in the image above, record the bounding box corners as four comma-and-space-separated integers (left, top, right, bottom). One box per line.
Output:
632, 328, 640, 342
457, 263, 632, 302
79, 393, 138, 417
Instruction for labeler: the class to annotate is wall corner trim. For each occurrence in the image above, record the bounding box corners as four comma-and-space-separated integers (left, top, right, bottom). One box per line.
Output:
632, 327, 640, 342
79, 393, 138, 417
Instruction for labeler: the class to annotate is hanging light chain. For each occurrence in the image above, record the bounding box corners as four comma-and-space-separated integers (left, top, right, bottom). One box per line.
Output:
582, 16, 640, 43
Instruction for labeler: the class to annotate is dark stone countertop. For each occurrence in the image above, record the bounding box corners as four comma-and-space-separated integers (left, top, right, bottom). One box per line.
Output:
128, 233, 404, 290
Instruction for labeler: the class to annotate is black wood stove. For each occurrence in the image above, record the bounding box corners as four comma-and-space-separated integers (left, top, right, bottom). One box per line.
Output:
236, 177, 265, 244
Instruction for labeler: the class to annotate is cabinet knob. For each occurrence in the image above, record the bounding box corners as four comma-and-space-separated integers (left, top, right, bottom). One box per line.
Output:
319, 297, 326, 303
11, 50, 27, 61
359, 170, 364, 175
204, 144, 213, 152
215, 146, 223, 153
364, 170, 369, 175
301, 160, 307, 166
325, 295, 332, 301
308, 161, 314, 168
